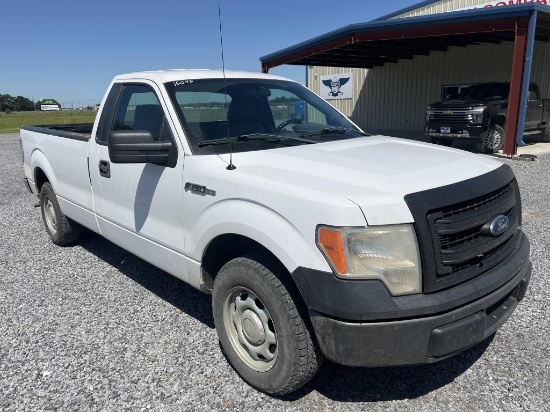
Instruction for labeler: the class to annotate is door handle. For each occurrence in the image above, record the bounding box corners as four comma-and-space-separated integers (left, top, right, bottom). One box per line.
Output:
99, 160, 111, 178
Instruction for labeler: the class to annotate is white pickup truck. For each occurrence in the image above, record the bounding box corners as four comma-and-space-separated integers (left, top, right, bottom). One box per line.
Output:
20, 70, 531, 395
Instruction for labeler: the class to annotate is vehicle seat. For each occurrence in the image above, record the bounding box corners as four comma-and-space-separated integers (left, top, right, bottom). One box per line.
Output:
227, 98, 265, 136
134, 104, 163, 140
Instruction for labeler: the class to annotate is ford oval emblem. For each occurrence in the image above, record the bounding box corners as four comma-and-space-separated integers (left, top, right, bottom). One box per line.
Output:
488, 214, 510, 237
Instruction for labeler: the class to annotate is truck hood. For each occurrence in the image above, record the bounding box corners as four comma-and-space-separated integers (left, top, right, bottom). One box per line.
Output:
227, 136, 502, 225
430, 98, 507, 108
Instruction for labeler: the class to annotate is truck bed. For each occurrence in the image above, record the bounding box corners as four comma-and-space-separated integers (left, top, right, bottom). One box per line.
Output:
20, 124, 96, 232
21, 123, 94, 141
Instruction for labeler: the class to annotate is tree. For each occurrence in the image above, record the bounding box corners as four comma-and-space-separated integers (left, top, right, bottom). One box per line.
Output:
0, 94, 15, 112
0, 93, 35, 111
14, 96, 35, 111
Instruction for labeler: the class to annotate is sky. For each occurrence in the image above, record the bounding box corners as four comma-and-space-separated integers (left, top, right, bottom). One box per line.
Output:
2, 0, 417, 107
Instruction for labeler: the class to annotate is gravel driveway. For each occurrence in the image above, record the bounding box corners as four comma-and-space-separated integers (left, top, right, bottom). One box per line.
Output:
1, 133, 548, 411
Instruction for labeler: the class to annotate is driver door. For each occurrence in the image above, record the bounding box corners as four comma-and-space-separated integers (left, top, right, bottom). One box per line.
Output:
89, 82, 186, 274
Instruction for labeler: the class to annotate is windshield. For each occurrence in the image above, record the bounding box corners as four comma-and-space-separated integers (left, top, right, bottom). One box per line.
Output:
164, 78, 364, 154
457, 83, 509, 100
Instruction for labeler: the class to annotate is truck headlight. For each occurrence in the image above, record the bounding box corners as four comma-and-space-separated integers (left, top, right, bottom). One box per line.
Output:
471, 106, 486, 124
317, 225, 421, 295
425, 107, 433, 122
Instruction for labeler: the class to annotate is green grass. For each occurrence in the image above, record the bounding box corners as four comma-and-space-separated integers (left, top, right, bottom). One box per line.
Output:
0, 105, 292, 134
0, 111, 98, 134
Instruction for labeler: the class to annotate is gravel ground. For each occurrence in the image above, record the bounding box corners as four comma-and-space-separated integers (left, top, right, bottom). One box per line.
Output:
0, 132, 548, 411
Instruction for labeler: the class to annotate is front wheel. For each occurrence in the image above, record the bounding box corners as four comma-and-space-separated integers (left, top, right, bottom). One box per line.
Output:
212, 254, 322, 395
476, 124, 505, 153
40, 182, 81, 246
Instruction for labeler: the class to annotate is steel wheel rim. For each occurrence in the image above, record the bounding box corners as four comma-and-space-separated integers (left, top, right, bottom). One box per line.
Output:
223, 287, 278, 372
486, 129, 502, 150
44, 197, 57, 235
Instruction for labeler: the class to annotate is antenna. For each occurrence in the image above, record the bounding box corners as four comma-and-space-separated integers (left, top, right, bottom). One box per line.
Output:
218, 2, 236, 170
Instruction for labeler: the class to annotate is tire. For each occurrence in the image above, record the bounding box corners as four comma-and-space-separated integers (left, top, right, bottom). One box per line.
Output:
429, 137, 453, 147
476, 124, 505, 153
541, 126, 550, 143
39, 182, 81, 246
212, 253, 323, 395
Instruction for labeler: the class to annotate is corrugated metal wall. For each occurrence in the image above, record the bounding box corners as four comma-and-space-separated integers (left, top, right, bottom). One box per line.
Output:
353, 42, 513, 132
305, 0, 550, 133
393, 0, 494, 18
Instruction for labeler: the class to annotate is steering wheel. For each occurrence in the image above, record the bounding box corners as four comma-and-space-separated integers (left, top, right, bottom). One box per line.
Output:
275, 118, 303, 133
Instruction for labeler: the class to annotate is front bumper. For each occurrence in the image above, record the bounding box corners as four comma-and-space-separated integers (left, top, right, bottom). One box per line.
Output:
310, 265, 529, 366
426, 123, 485, 139
291, 233, 531, 367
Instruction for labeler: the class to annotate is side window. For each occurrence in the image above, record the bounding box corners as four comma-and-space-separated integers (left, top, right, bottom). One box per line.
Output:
112, 84, 164, 140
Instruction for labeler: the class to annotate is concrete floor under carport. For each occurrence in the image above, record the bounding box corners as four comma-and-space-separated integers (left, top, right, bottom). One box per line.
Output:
367, 129, 550, 158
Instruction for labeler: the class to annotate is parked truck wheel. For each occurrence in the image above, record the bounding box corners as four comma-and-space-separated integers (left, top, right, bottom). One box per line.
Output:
429, 138, 453, 147
541, 126, 550, 143
40, 182, 81, 246
476, 124, 505, 153
212, 254, 322, 395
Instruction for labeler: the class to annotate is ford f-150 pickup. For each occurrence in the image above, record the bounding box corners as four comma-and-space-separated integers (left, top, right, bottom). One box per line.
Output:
426, 82, 550, 152
20, 70, 531, 395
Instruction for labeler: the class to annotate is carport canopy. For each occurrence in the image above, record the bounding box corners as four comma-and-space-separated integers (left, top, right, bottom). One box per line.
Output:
260, 3, 550, 155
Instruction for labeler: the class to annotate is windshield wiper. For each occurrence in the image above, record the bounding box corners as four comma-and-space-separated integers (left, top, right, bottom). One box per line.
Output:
198, 133, 317, 147
299, 127, 369, 138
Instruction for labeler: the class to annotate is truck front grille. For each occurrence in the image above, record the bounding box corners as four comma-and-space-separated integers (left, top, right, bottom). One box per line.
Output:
429, 109, 473, 123
405, 166, 522, 293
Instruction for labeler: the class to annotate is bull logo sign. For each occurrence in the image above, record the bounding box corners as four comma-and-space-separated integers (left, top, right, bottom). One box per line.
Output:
320, 73, 353, 100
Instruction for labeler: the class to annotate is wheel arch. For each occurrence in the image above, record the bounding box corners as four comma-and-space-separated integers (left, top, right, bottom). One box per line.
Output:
491, 115, 506, 128
35, 167, 49, 193
191, 199, 331, 292
201, 234, 282, 291
31, 150, 58, 193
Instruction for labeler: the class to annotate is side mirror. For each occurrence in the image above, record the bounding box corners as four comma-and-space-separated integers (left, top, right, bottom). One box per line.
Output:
108, 130, 173, 166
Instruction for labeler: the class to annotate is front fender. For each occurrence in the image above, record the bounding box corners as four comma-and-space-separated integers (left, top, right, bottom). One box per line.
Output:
186, 199, 331, 273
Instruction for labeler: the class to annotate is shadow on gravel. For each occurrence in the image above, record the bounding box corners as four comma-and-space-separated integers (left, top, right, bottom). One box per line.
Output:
77, 231, 495, 403
282, 335, 494, 402
78, 233, 214, 329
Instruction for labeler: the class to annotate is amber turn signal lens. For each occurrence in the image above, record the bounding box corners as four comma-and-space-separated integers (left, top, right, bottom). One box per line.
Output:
317, 228, 347, 274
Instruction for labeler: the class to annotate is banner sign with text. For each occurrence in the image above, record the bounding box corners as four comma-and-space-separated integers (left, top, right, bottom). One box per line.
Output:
455, 0, 550, 12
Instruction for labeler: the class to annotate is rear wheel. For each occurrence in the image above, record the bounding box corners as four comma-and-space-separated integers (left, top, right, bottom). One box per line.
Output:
429, 137, 453, 147
212, 253, 322, 395
40, 182, 81, 245
476, 124, 505, 153
541, 126, 550, 143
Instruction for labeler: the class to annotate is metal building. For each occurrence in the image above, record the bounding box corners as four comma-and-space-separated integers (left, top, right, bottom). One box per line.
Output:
260, 1, 550, 155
